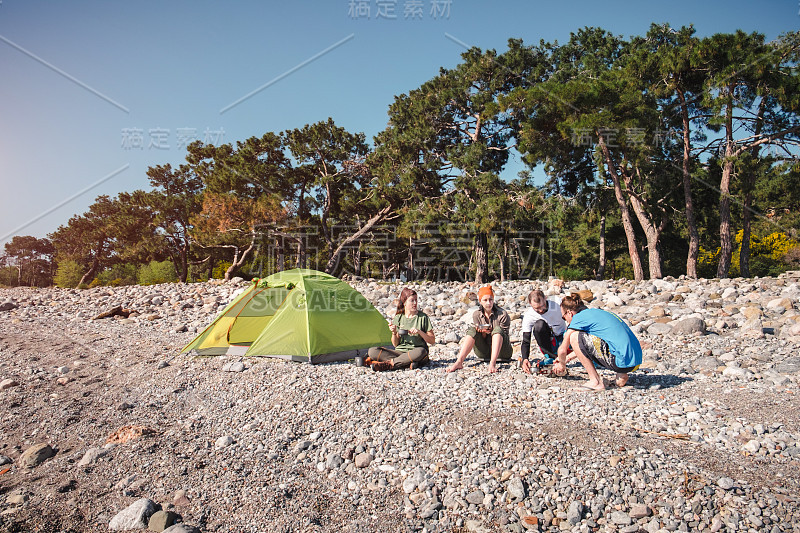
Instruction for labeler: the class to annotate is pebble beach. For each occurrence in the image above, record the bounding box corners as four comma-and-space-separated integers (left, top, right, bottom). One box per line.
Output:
1, 273, 800, 532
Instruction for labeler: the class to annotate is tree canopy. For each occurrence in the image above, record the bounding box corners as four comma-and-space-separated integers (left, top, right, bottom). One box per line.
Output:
4, 23, 797, 288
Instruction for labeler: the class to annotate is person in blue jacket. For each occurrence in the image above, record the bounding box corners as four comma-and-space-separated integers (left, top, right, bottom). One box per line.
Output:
553, 294, 642, 391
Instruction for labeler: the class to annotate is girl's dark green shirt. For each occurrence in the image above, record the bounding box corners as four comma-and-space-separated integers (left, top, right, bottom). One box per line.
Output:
392, 312, 432, 352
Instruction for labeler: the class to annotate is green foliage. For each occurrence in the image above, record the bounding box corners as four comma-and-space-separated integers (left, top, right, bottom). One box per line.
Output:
748, 231, 798, 261
557, 267, 587, 281
53, 262, 138, 288
18, 27, 800, 282
188, 263, 210, 283
749, 255, 789, 278
3, 235, 54, 286
97, 263, 137, 286
697, 247, 719, 279
145, 163, 205, 282
49, 193, 157, 286
212, 261, 232, 280
0, 266, 17, 287
54, 260, 84, 288
137, 260, 178, 285
699, 231, 798, 278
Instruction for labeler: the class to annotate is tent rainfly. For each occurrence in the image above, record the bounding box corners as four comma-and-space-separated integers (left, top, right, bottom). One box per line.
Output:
181, 269, 392, 364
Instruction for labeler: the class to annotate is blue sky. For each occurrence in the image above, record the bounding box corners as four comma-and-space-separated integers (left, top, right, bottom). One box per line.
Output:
1, 0, 797, 249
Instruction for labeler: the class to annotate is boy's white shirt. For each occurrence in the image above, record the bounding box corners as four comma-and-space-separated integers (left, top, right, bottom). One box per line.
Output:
521, 298, 566, 336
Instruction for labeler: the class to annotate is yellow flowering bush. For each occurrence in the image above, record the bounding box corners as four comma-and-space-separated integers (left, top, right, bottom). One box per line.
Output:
698, 231, 799, 277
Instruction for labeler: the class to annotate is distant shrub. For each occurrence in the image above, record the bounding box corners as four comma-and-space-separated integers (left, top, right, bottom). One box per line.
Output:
88, 278, 102, 288
188, 263, 210, 283
784, 246, 800, 268
698, 231, 798, 277
557, 267, 586, 281
749, 255, 788, 278
212, 261, 232, 280
697, 247, 720, 278
137, 260, 178, 285
54, 260, 84, 288
98, 263, 137, 286
0, 266, 17, 287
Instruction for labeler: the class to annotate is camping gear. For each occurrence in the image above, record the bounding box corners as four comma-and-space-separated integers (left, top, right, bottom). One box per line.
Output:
181, 269, 392, 364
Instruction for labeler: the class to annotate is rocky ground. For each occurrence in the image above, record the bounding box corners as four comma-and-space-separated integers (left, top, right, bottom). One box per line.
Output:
1, 273, 800, 533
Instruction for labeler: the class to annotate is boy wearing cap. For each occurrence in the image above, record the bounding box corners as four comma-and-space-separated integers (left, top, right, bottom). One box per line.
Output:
446, 285, 512, 374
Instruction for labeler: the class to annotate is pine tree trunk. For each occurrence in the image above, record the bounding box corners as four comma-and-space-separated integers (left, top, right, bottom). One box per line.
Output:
740, 100, 766, 279
353, 245, 363, 277
645, 228, 664, 279
678, 89, 700, 278
297, 240, 305, 269
623, 169, 665, 280
78, 257, 101, 287
597, 136, 644, 281
718, 160, 734, 279
178, 243, 189, 283
324, 204, 393, 275
225, 231, 257, 280
596, 212, 606, 280
276, 237, 284, 272
407, 237, 414, 282
717, 94, 735, 279
512, 239, 523, 279
474, 232, 489, 284
500, 234, 508, 282
740, 191, 752, 278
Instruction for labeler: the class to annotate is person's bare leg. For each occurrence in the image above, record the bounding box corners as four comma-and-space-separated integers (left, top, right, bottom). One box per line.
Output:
487, 334, 504, 373
570, 334, 605, 390
447, 336, 475, 372
615, 373, 629, 387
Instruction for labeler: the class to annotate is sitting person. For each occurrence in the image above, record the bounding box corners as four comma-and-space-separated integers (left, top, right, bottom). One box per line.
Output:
520, 289, 567, 374
367, 288, 435, 371
446, 285, 512, 374
553, 294, 642, 391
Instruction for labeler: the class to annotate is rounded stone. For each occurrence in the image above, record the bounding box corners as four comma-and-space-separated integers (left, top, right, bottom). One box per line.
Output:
717, 477, 735, 490
19, 443, 55, 469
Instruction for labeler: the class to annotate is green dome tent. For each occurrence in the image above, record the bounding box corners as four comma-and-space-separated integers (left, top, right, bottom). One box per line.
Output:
181, 269, 392, 364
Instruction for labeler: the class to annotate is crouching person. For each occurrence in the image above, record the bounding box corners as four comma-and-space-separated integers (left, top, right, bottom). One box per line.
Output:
446, 285, 512, 374
520, 289, 567, 374
367, 288, 435, 371
554, 294, 642, 391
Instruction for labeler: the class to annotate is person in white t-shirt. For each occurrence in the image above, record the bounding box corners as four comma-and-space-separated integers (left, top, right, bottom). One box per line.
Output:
520, 289, 567, 374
